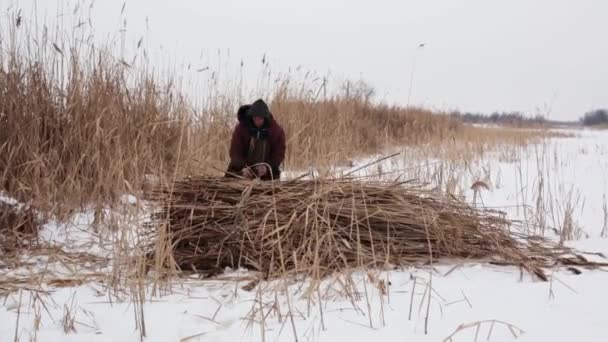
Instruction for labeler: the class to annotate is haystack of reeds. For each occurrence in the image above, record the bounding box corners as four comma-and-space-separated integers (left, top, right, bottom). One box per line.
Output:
147, 176, 605, 280
0, 202, 40, 253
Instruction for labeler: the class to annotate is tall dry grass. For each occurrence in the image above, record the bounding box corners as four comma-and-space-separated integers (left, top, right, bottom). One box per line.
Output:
272, 91, 461, 168
0, 10, 558, 215
0, 12, 466, 213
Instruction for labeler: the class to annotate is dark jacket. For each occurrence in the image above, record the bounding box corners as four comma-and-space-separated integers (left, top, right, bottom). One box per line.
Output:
226, 106, 286, 179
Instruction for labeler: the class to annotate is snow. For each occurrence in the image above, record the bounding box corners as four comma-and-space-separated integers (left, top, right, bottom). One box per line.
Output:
3, 255, 608, 341
2, 128, 608, 342
0, 194, 19, 206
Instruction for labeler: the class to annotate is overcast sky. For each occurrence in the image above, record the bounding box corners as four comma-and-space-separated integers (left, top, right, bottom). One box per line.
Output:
3, 0, 607, 120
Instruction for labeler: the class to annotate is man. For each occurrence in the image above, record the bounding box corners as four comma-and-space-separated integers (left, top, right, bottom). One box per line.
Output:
225, 99, 286, 180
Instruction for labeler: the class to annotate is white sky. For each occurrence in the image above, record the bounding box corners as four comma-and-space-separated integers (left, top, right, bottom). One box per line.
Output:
3, 0, 608, 120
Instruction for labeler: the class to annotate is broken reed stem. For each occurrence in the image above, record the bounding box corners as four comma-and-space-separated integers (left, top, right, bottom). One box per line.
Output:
423, 212, 433, 335
317, 285, 326, 331
442, 320, 525, 342
362, 276, 374, 329
408, 277, 417, 321
14, 290, 22, 342
258, 287, 266, 342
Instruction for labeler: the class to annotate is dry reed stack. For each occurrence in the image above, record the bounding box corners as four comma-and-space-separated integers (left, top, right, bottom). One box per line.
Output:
148, 176, 604, 280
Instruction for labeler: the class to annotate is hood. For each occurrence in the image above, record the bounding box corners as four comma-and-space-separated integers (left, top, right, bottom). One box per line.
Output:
237, 103, 275, 127
247, 99, 271, 118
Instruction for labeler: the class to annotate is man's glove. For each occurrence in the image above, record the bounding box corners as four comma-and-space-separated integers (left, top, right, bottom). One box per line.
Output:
242, 168, 254, 179
255, 165, 268, 177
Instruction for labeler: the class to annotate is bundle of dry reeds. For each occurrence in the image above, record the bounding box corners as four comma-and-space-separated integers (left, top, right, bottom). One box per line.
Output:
147, 176, 604, 280
0, 202, 40, 253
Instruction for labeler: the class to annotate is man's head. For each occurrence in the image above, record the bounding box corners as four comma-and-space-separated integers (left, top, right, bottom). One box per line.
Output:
248, 99, 271, 128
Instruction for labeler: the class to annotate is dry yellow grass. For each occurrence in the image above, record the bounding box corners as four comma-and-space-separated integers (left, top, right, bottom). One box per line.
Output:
0, 12, 561, 215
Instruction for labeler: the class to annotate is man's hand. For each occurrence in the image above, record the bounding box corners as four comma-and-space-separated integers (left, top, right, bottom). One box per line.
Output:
255, 165, 268, 177
242, 168, 254, 179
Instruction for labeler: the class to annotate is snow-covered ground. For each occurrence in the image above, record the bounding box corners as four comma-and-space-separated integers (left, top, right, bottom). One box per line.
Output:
2, 128, 608, 342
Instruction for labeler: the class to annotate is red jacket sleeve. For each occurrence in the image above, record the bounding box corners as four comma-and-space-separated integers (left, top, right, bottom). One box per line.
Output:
229, 125, 248, 168
269, 125, 286, 169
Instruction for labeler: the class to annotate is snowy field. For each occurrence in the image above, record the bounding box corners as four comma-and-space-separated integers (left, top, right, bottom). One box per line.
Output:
2, 128, 608, 342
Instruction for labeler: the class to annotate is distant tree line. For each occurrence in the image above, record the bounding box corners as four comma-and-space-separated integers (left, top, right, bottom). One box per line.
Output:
450, 111, 547, 126
580, 109, 608, 126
